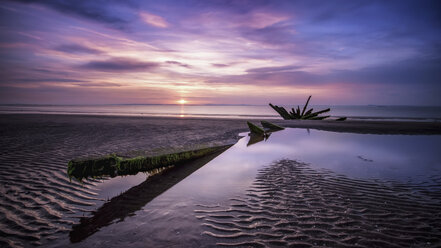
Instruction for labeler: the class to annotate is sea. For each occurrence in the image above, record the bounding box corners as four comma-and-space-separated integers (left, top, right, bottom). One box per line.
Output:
0, 104, 440, 121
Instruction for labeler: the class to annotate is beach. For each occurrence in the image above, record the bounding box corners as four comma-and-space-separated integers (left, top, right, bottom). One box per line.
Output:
1, 114, 440, 247
3, 0, 441, 246
0, 114, 249, 247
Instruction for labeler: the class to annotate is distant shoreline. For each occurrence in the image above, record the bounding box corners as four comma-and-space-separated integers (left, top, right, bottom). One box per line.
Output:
5, 112, 438, 122
1, 103, 440, 107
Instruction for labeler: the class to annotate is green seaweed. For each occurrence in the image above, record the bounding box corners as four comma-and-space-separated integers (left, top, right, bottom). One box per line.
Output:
67, 145, 230, 182
67, 154, 121, 182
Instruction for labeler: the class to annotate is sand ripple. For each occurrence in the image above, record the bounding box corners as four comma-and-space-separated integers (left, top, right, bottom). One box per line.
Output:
197, 160, 441, 247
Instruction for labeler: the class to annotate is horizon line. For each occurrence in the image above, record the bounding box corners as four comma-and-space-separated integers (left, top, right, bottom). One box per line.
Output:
0, 103, 440, 107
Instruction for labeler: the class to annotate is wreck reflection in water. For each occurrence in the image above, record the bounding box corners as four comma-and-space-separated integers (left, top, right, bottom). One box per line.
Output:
65, 128, 441, 247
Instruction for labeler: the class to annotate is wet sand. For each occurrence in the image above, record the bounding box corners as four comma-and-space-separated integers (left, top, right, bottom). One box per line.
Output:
199, 160, 441, 247
0, 114, 440, 247
0, 114, 247, 247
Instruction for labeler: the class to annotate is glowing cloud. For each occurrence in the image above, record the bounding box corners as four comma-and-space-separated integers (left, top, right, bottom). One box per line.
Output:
139, 11, 169, 28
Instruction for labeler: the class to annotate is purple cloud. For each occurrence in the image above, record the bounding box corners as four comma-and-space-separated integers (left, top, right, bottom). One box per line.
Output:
55, 44, 102, 54
78, 58, 159, 72
13, 78, 87, 83
246, 65, 303, 73
165, 60, 191, 68
11, 0, 135, 29
73, 82, 122, 87
211, 63, 229, 68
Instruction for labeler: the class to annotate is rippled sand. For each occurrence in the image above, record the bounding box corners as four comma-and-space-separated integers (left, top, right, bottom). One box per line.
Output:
0, 114, 246, 247
197, 160, 441, 247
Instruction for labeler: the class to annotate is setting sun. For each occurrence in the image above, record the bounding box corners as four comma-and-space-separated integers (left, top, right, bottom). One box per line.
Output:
177, 99, 187, 104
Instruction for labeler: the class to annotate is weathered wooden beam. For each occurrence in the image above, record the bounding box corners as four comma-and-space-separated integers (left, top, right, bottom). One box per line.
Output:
296, 106, 301, 117
247, 121, 265, 135
301, 95, 312, 117
261, 121, 285, 131
269, 103, 291, 119
67, 145, 231, 182
303, 108, 330, 119
304, 108, 313, 116
279, 106, 292, 120
247, 133, 265, 146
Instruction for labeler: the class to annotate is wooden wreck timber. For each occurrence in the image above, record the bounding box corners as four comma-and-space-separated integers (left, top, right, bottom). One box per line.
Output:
67, 145, 231, 182
247, 132, 267, 146
247, 121, 285, 135
246, 121, 284, 146
247, 121, 265, 135
261, 121, 285, 131
269, 95, 338, 120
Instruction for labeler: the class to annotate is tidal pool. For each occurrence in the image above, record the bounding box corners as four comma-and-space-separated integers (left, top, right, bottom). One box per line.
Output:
60, 128, 441, 247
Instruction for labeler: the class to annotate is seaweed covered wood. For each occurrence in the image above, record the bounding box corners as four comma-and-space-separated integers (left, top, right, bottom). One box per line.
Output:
247, 121, 265, 135
67, 145, 231, 182
246, 121, 282, 146
269, 95, 334, 120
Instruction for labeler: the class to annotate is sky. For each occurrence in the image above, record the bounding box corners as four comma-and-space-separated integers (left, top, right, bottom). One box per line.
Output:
0, 0, 440, 105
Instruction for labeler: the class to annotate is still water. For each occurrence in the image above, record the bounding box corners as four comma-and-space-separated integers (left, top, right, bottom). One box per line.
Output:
60, 129, 441, 247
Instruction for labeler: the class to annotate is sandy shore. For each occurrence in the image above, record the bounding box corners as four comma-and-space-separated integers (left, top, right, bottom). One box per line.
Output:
0, 113, 440, 247
1, 114, 440, 150
0, 114, 249, 157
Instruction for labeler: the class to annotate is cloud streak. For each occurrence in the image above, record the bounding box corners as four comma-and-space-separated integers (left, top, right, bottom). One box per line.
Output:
11, 0, 134, 28
165, 60, 191, 68
54, 44, 102, 54
139, 11, 169, 28
78, 58, 159, 72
